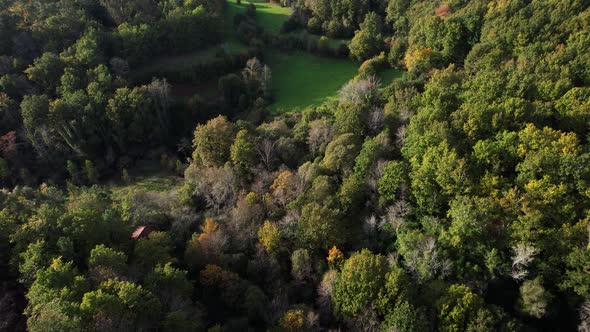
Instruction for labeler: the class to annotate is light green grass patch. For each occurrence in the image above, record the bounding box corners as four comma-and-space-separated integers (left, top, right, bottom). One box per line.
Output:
227, 0, 292, 35
109, 174, 182, 203
265, 50, 359, 112
266, 50, 403, 113
109, 160, 182, 200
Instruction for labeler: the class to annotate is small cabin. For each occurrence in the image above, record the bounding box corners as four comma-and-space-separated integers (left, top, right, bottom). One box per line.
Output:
131, 225, 153, 240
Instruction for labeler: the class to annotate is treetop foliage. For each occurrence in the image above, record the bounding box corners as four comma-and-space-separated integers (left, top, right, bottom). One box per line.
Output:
1, 0, 590, 331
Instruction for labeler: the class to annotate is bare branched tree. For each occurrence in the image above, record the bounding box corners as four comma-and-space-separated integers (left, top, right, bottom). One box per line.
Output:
229, 195, 265, 249
395, 125, 407, 148
317, 270, 338, 316
199, 227, 229, 264
307, 311, 320, 331
269, 284, 289, 324
207, 169, 236, 212
279, 209, 300, 236
579, 300, 590, 332
191, 166, 237, 213
367, 107, 385, 135
251, 169, 278, 195
0, 56, 12, 76
367, 159, 387, 193
169, 203, 199, 246
387, 252, 400, 267
511, 243, 538, 281
256, 138, 277, 170
338, 76, 381, 105
243, 57, 263, 80
403, 234, 452, 281
109, 57, 129, 77
347, 306, 379, 332
307, 119, 333, 155
379, 200, 411, 233
363, 214, 378, 235
261, 65, 272, 98
146, 77, 171, 135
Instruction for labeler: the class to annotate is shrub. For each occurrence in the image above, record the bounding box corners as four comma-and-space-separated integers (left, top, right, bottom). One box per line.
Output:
358, 52, 388, 77
517, 278, 551, 318
388, 37, 407, 68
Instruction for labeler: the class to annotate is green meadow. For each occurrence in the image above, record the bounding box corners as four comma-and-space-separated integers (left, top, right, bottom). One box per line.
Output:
265, 50, 358, 112
134, 0, 402, 111
266, 51, 402, 112
226, 1, 402, 112
226, 0, 292, 34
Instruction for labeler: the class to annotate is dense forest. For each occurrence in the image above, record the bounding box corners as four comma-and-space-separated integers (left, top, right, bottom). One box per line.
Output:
1, 0, 590, 331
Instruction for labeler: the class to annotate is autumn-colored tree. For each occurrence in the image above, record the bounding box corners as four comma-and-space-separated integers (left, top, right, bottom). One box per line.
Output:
0, 131, 17, 160
200, 217, 219, 237
258, 220, 280, 254
404, 45, 434, 72
199, 264, 239, 288
327, 246, 344, 269
270, 170, 300, 207
280, 309, 306, 332
191, 218, 227, 265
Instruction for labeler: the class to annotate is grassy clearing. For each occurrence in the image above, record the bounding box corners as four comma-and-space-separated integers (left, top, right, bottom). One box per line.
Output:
266, 50, 403, 112
265, 50, 359, 112
132, 1, 401, 112
227, 0, 291, 34
110, 175, 182, 200
109, 160, 182, 200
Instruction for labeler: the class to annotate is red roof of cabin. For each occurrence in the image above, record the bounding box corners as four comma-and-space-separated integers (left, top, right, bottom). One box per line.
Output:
131, 225, 153, 239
